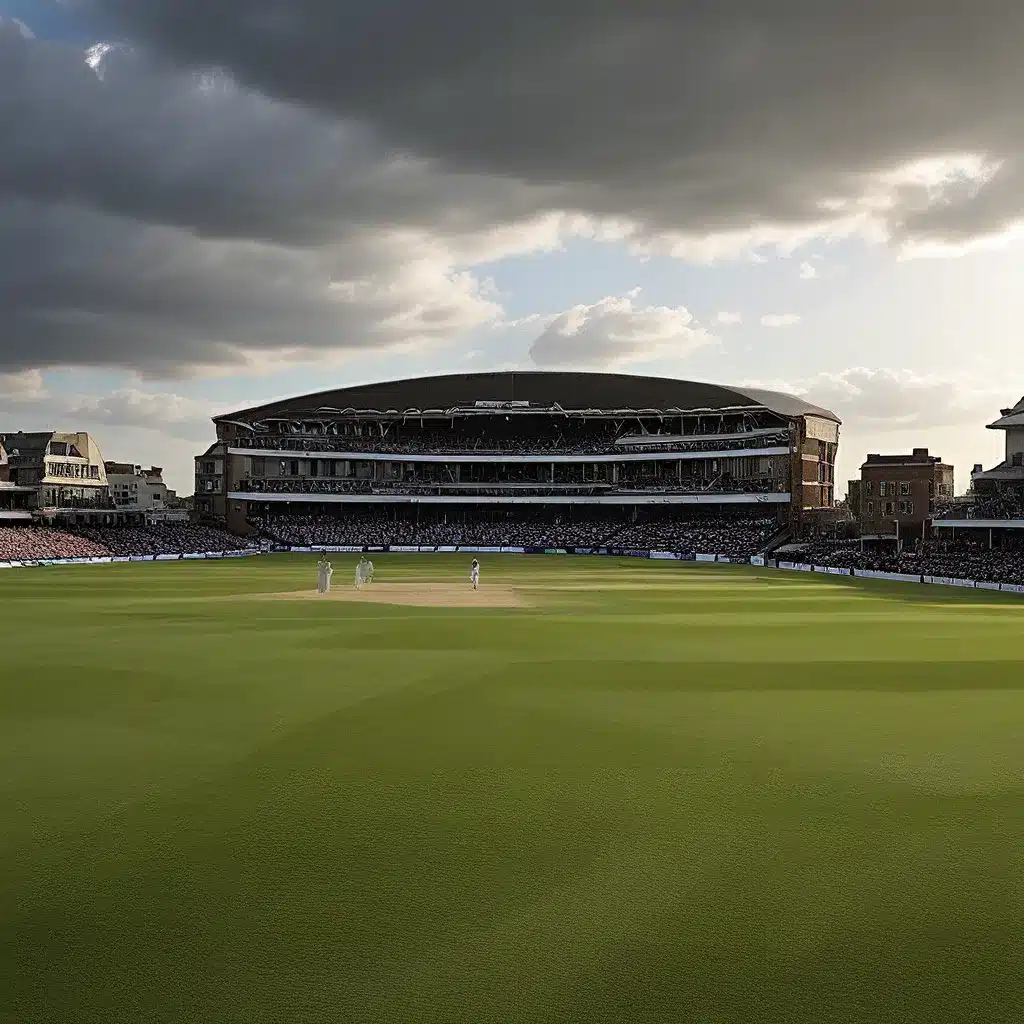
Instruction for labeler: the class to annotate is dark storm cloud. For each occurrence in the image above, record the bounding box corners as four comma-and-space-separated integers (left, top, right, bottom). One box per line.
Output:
0, 21, 521, 374
0, 24, 553, 245
0, 197, 500, 375
5, 2, 1024, 377
88, 0, 1024, 238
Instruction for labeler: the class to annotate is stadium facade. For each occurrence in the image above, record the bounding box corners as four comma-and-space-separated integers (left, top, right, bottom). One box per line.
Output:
0, 431, 181, 525
933, 394, 1024, 530
195, 372, 840, 552
0, 431, 110, 522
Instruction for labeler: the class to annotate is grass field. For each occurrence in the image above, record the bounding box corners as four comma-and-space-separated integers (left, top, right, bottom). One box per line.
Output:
3, 554, 1024, 1023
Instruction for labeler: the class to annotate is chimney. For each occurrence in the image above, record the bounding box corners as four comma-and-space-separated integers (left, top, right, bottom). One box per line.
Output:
912, 447, 928, 458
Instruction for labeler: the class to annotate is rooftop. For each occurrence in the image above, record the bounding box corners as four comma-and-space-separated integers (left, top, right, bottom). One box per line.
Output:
987, 396, 1024, 430
215, 371, 841, 424
0, 431, 53, 457
861, 448, 949, 468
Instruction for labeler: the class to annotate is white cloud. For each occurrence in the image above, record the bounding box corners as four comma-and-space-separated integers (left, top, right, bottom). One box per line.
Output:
492, 312, 554, 330
528, 295, 716, 369
67, 389, 211, 440
0, 370, 46, 400
743, 367, 1005, 430
715, 311, 743, 325
798, 261, 818, 279
95, 0, 1024, 262
744, 366, 1019, 496
760, 313, 801, 327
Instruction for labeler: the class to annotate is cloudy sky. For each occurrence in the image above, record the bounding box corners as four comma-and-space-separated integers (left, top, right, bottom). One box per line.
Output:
3, 0, 1023, 493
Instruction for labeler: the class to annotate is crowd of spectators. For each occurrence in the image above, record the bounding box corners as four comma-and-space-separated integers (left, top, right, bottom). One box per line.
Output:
794, 536, 1024, 586
0, 522, 255, 560
0, 526, 108, 561
235, 428, 789, 457
237, 475, 785, 497
256, 511, 629, 549
254, 510, 779, 556
238, 479, 371, 494
453, 514, 627, 549
258, 513, 421, 548
964, 492, 1024, 519
932, 489, 1024, 520
611, 515, 779, 557
238, 428, 616, 455
70, 523, 255, 556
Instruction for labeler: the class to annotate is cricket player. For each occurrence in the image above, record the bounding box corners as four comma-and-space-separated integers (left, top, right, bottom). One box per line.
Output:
354, 558, 365, 589
322, 559, 333, 593
316, 556, 328, 594
365, 559, 374, 583
470, 558, 480, 590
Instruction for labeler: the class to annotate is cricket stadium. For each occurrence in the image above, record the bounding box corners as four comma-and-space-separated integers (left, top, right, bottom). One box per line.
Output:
3, 373, 1024, 1024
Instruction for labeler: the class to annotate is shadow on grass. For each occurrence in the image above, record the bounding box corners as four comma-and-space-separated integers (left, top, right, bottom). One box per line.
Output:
522, 659, 1024, 692
761, 567, 1024, 609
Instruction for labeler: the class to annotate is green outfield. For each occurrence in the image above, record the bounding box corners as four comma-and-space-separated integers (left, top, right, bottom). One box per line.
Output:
2, 554, 1023, 1023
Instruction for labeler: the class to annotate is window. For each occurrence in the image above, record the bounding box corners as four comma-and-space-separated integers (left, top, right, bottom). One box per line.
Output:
867, 501, 875, 515
884, 501, 895, 515
1013, 453, 1024, 468
906, 501, 915, 516
900, 482, 910, 496
878, 481, 887, 497
865, 480, 874, 495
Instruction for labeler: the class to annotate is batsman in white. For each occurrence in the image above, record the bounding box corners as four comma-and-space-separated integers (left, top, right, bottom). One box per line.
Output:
366, 559, 374, 583
354, 557, 367, 589
470, 558, 480, 590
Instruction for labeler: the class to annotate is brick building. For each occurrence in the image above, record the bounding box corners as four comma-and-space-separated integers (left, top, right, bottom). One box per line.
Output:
857, 448, 953, 540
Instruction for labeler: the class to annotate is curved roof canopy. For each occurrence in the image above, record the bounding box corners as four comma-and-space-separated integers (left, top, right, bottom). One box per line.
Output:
217, 371, 840, 424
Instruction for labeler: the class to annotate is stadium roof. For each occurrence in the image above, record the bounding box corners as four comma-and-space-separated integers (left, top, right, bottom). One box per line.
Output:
216, 372, 840, 423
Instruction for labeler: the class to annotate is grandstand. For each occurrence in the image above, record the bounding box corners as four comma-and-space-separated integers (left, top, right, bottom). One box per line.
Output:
197, 372, 841, 557
934, 395, 1024, 528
